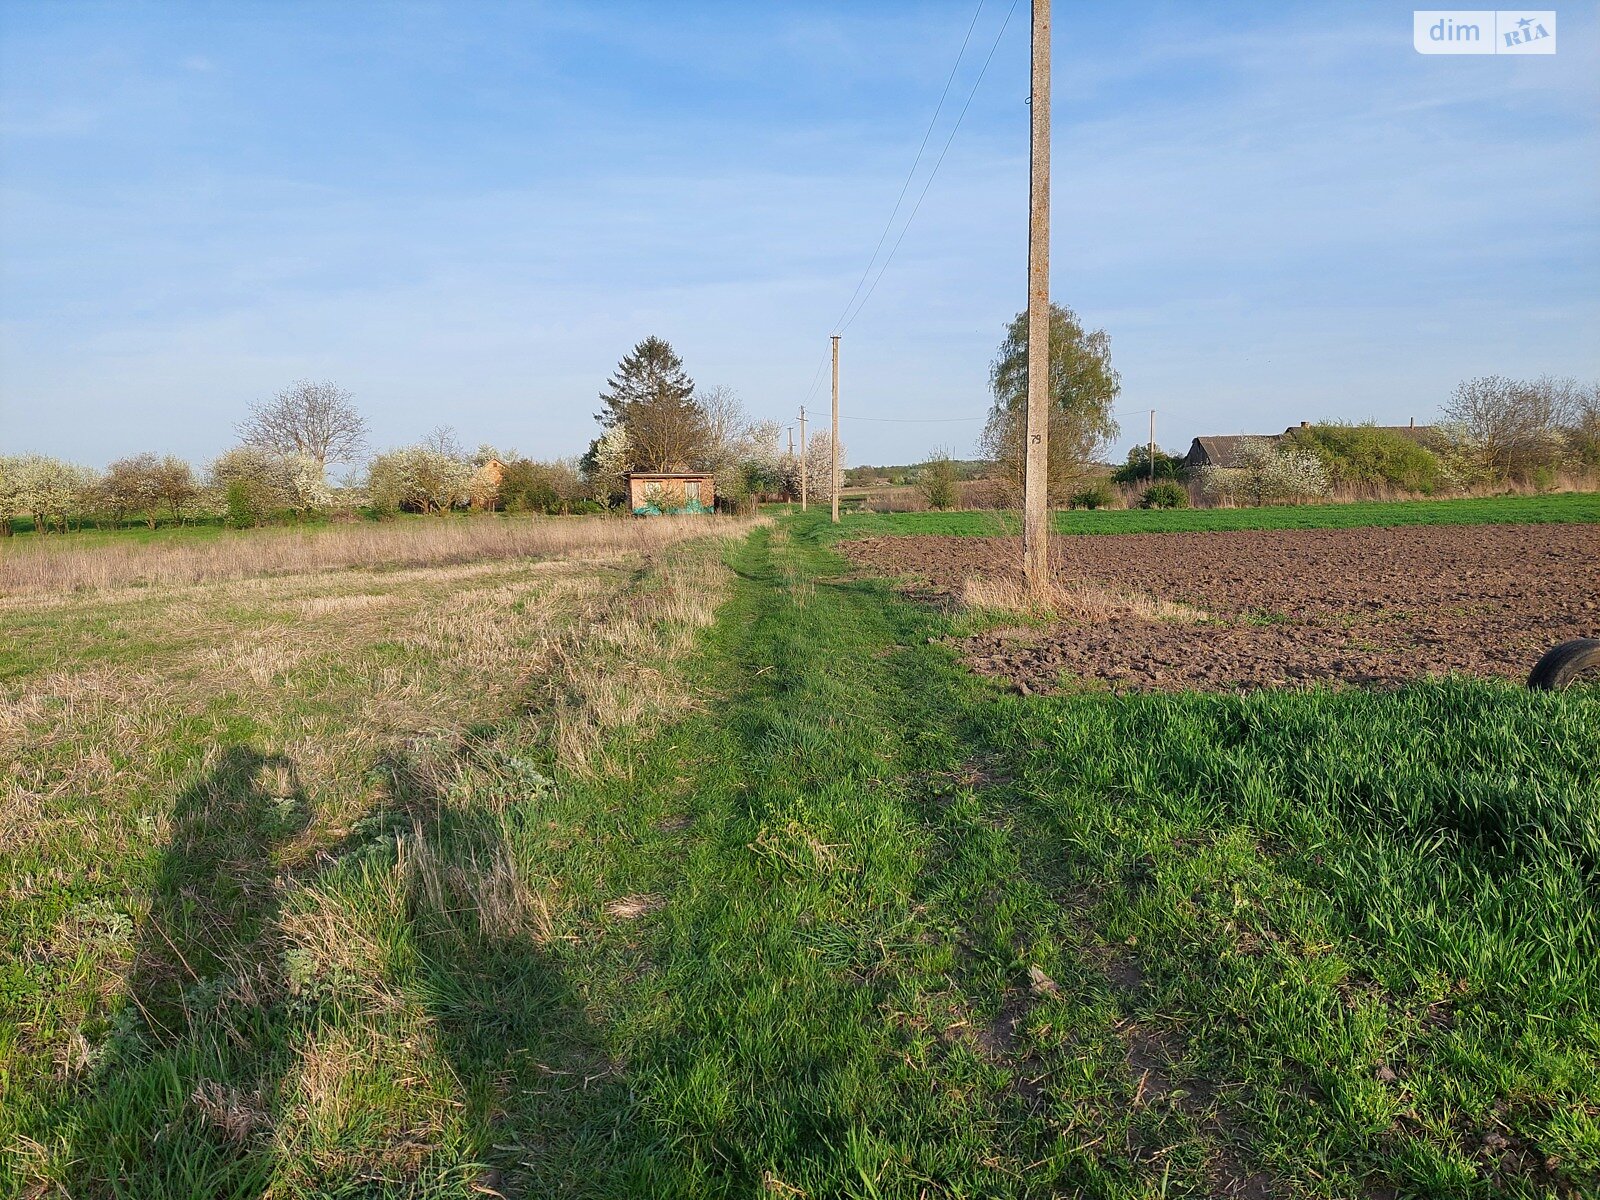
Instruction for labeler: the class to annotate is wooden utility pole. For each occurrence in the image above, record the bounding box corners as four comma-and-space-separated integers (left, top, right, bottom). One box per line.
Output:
798, 406, 808, 511
830, 335, 841, 524
1022, 0, 1051, 592
1149, 410, 1157, 484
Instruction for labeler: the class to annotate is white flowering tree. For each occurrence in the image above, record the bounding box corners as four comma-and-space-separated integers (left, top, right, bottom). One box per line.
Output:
366, 446, 473, 514
585, 426, 631, 508
801, 431, 843, 504
285, 454, 334, 516
1204, 438, 1330, 506
7, 455, 99, 533
0, 456, 20, 535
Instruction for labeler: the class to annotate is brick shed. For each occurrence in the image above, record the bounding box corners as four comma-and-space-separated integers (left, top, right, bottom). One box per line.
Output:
626, 471, 715, 515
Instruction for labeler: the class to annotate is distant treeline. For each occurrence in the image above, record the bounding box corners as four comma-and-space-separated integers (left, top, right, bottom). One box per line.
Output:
844, 459, 991, 488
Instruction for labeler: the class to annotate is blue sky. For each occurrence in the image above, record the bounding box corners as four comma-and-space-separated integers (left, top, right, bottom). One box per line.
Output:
2, 1, 1595, 469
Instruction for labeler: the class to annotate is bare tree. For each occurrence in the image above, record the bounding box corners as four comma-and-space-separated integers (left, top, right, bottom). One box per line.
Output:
1558, 379, 1600, 468
697, 384, 746, 454
693, 384, 782, 506
238, 380, 367, 470
1440, 375, 1567, 481
423, 424, 466, 460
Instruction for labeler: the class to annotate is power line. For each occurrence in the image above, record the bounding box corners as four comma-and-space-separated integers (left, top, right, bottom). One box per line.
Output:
836, 0, 1021, 335
828, 1, 988, 336
843, 414, 985, 423
846, 405, 1146, 427
799, 350, 830, 408
794, 3, 1020, 433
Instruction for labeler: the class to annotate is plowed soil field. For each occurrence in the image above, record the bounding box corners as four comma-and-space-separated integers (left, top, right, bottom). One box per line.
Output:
842, 523, 1600, 692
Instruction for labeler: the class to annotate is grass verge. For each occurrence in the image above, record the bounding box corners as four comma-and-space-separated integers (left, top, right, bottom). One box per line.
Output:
832, 491, 1600, 538
1, 522, 751, 1195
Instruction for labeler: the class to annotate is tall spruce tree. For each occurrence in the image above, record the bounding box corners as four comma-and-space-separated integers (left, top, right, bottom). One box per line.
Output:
596, 337, 710, 471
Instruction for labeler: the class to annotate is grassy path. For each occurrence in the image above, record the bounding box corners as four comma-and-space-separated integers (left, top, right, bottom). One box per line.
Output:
530, 519, 1089, 1195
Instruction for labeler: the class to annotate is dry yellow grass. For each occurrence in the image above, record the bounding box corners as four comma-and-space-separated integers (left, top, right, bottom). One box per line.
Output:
0, 512, 739, 596
4, 514, 759, 1191
3, 545, 752, 874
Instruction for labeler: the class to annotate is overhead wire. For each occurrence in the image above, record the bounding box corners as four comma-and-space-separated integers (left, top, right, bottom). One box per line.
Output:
827, 0, 988, 337
836, 0, 1021, 336
843, 414, 985, 423
791, 1, 1021, 433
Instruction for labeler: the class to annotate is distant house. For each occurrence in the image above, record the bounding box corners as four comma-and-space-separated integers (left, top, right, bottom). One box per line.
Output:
470, 458, 506, 510
1183, 420, 1436, 470
626, 470, 715, 515
1182, 435, 1278, 471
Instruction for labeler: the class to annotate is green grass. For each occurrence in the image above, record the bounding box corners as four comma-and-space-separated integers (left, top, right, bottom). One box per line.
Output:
832, 490, 1600, 537
2, 509, 454, 546
6, 511, 1597, 1197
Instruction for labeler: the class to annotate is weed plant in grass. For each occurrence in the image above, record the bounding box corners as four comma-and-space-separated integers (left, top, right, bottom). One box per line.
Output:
835, 491, 1600, 538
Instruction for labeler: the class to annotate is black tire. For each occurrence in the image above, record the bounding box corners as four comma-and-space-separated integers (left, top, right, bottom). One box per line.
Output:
1527, 638, 1600, 691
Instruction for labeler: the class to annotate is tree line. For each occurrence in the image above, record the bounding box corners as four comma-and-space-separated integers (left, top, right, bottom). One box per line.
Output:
1106, 376, 1600, 508
0, 339, 845, 535
8, 323, 1592, 532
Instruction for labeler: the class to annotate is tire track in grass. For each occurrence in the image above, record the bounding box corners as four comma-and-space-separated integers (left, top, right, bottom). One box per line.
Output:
562, 517, 1273, 1197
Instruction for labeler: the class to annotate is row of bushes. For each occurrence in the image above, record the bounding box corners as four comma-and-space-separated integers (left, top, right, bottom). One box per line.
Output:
1070, 480, 1189, 510
0, 443, 623, 535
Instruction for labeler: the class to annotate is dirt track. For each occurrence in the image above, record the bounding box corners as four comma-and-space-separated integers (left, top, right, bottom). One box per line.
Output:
842, 524, 1600, 692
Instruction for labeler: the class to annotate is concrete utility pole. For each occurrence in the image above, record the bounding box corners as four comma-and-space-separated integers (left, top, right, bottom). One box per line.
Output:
830, 335, 841, 524
798, 406, 808, 511
1149, 410, 1157, 485
1022, 0, 1052, 593
787, 425, 796, 507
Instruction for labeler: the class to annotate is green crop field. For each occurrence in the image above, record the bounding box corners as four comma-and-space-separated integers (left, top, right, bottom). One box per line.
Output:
4, 508, 1597, 1198
832, 490, 1600, 538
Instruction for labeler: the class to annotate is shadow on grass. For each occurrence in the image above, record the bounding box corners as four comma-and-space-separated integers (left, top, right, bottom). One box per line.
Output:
374, 746, 656, 1198
58, 741, 650, 1198
62, 745, 308, 1197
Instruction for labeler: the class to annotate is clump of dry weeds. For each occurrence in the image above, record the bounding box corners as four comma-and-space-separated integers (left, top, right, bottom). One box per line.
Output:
961, 573, 1207, 624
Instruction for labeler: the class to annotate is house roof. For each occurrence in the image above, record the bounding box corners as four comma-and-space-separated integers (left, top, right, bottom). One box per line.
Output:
1189, 423, 1441, 469
1186, 435, 1278, 468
